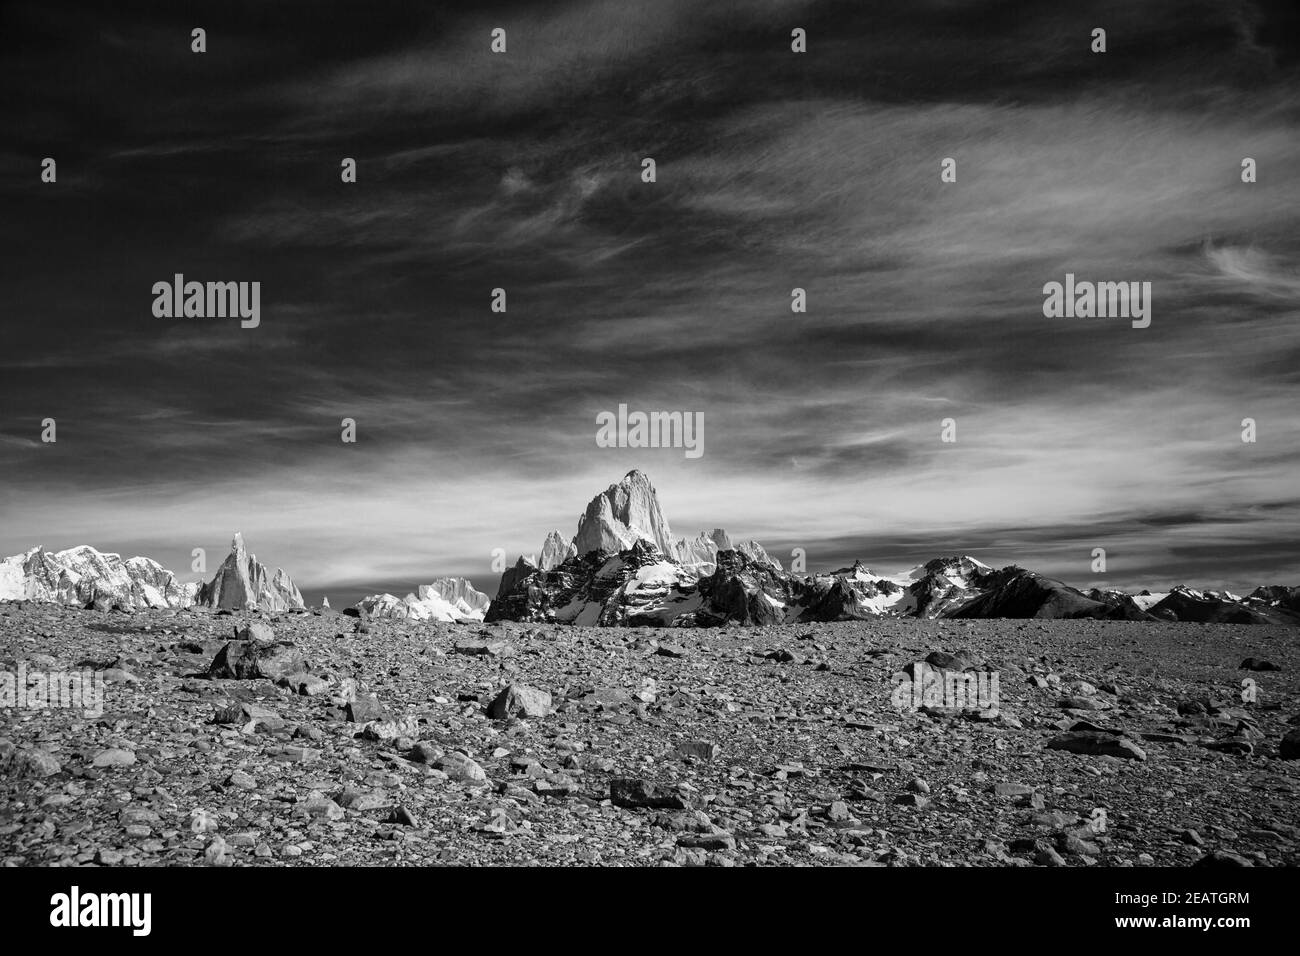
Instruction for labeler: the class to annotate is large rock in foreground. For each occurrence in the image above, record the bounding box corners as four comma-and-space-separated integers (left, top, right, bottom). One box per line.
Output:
487, 684, 552, 719
208, 639, 307, 681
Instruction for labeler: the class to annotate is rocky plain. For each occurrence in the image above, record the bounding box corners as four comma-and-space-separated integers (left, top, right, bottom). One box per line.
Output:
2, 600, 1298, 868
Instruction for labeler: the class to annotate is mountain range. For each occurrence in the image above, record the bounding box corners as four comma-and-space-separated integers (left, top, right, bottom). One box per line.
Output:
2, 470, 1296, 626
487, 470, 1300, 627
354, 577, 490, 623
0, 544, 200, 611
0, 533, 303, 613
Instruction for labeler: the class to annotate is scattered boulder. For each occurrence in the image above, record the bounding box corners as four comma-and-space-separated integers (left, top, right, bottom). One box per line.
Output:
925, 650, 976, 671
296, 796, 345, 822
238, 620, 275, 643
207, 640, 306, 681
91, 748, 137, 768
277, 672, 330, 696
487, 684, 552, 720
345, 694, 385, 723
360, 717, 421, 742
212, 702, 282, 729
409, 742, 444, 765
224, 770, 257, 790
0, 740, 61, 778
439, 752, 489, 785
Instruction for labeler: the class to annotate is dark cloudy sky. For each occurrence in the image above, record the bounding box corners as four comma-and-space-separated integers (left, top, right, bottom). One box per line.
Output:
2, 0, 1298, 606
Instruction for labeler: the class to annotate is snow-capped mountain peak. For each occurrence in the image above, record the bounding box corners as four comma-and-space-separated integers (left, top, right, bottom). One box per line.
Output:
0, 544, 199, 610
356, 576, 490, 622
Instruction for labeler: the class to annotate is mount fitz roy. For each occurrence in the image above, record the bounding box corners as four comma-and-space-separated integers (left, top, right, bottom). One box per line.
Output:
488, 470, 1300, 628
545, 469, 779, 574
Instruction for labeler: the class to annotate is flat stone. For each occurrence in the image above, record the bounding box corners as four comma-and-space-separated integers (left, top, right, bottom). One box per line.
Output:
92, 748, 137, 768
655, 643, 689, 658
454, 640, 515, 657
993, 782, 1034, 798
611, 778, 689, 810
1203, 738, 1254, 757
676, 831, 736, 851
212, 702, 281, 726
119, 807, 162, 828
338, 788, 392, 811
439, 752, 488, 785
1046, 731, 1146, 761
224, 770, 257, 790
264, 745, 320, 763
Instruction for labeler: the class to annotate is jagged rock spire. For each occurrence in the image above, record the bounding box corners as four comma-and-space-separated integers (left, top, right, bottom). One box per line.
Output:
572, 470, 678, 559
198, 532, 304, 612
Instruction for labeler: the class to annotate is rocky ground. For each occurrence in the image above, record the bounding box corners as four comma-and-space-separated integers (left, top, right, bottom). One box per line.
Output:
2, 601, 1298, 867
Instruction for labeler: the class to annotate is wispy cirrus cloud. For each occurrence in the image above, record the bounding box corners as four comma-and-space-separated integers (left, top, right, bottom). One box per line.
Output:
2, 0, 1298, 604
